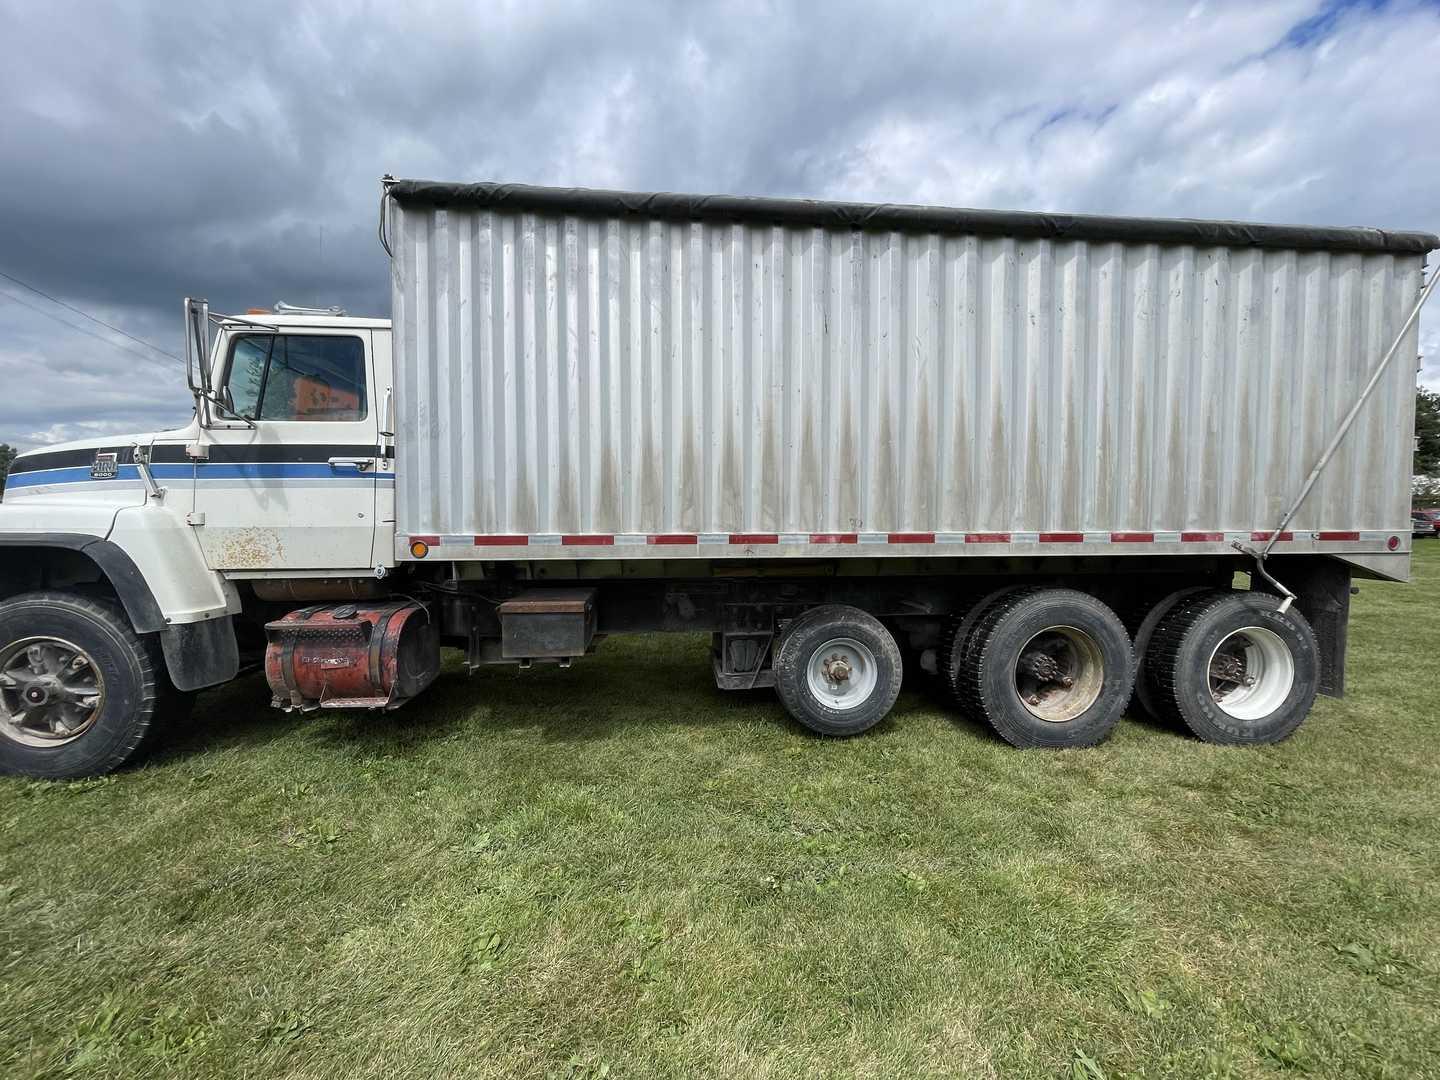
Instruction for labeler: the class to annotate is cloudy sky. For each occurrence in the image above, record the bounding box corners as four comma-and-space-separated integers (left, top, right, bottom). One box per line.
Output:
1, 0, 1438, 450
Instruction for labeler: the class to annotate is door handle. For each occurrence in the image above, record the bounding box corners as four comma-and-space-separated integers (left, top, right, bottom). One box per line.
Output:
328, 456, 375, 472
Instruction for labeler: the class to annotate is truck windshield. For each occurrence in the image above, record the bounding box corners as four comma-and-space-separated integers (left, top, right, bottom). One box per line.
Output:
226, 335, 367, 422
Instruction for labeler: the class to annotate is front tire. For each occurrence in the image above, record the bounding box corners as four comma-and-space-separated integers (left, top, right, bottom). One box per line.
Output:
1146, 590, 1319, 745
0, 592, 161, 779
773, 605, 903, 736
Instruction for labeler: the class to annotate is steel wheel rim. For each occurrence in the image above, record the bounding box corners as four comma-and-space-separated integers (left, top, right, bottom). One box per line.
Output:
1207, 626, 1294, 720
1012, 625, 1105, 723
805, 637, 879, 711
0, 636, 107, 748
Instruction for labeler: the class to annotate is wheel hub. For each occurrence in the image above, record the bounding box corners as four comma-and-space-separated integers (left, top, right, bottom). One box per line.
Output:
1012, 625, 1103, 723
1018, 651, 1067, 685
805, 636, 880, 711
1206, 626, 1295, 721
1208, 651, 1255, 689
0, 636, 107, 748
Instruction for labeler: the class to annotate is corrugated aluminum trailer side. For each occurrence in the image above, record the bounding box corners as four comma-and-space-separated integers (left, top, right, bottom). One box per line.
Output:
385, 181, 1434, 581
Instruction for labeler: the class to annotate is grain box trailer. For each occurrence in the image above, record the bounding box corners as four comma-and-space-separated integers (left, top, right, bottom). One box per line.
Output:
0, 179, 1435, 778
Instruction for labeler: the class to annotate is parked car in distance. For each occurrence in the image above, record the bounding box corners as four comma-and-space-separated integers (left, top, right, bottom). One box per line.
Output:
1413, 510, 1440, 537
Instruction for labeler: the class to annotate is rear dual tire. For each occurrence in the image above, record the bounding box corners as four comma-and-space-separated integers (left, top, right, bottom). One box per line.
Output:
947, 588, 1136, 748
1143, 590, 1319, 745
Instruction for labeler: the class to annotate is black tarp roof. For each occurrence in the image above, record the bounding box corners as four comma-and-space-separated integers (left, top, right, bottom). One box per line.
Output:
385, 178, 1438, 257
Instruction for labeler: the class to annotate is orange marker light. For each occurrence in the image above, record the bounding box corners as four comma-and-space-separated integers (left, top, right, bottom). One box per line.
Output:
410, 540, 430, 559
246, 307, 269, 314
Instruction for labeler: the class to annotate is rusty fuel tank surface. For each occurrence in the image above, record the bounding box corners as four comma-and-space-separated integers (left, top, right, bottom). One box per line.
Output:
264, 602, 440, 712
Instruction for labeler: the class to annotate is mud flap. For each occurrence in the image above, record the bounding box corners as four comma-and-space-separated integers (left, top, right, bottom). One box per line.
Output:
1270, 557, 1350, 698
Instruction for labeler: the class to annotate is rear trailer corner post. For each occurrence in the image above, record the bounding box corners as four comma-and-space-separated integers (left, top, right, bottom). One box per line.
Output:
1250, 259, 1440, 604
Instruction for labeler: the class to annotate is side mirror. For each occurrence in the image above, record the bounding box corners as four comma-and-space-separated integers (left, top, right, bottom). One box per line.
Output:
184, 297, 212, 396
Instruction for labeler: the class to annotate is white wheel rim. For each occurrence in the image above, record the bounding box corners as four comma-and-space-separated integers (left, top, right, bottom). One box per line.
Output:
1011, 625, 1105, 723
1207, 626, 1295, 720
805, 637, 879, 711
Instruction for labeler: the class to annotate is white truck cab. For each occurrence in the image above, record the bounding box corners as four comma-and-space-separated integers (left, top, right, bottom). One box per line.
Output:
180, 310, 395, 574
0, 303, 401, 777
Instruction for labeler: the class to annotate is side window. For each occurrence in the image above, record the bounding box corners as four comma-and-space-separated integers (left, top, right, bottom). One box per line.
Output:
224, 335, 367, 422
226, 337, 269, 418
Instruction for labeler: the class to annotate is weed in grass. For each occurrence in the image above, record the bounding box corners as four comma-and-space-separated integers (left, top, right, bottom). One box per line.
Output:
1200, 1046, 1239, 1079
896, 869, 930, 892
19, 775, 114, 799
64, 996, 212, 1073
1327, 940, 1413, 986
460, 929, 505, 975
453, 827, 494, 855
1258, 1022, 1316, 1071
261, 1009, 311, 1045
1120, 984, 1171, 1019
1070, 1046, 1108, 1079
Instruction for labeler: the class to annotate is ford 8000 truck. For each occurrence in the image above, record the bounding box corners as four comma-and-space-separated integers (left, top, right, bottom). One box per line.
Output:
1, 179, 1436, 778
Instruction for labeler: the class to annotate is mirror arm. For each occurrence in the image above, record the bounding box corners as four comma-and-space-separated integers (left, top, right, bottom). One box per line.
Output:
202, 391, 257, 429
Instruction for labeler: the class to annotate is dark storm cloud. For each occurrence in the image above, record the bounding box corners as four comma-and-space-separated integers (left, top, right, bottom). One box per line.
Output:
1, 0, 1438, 448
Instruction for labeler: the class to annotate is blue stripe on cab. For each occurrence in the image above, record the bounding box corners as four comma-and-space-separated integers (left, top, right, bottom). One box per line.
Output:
6, 466, 142, 488
6, 463, 394, 488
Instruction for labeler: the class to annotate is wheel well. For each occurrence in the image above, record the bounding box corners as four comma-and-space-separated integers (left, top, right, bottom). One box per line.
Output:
0, 539, 166, 635
0, 546, 116, 604
0, 540, 240, 692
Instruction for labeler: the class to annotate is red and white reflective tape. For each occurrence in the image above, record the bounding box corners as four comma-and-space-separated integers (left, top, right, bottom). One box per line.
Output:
406, 529, 1402, 552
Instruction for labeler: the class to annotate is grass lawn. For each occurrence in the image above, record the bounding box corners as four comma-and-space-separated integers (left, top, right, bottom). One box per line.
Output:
3, 550, 1440, 1080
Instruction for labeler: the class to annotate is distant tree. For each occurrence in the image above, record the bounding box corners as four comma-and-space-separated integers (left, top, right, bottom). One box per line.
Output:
0, 443, 14, 497
1417, 388, 1440, 478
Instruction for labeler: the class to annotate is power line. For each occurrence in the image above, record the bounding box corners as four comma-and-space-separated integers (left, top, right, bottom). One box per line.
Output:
0, 268, 182, 362
0, 287, 184, 374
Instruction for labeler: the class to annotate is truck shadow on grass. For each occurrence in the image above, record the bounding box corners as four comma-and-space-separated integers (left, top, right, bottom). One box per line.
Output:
150, 635, 1023, 767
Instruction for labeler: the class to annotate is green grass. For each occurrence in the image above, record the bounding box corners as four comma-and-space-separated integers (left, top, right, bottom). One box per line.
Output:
4, 551, 1440, 1079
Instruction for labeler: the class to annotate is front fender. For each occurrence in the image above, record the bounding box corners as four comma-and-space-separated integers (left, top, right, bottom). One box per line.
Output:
105, 505, 240, 625
0, 504, 242, 691
106, 505, 243, 690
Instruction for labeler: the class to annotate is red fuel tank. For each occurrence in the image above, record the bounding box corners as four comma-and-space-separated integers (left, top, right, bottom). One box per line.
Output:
264, 602, 440, 712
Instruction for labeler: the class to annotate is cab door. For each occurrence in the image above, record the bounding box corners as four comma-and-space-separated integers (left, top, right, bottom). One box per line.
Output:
191, 327, 379, 571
